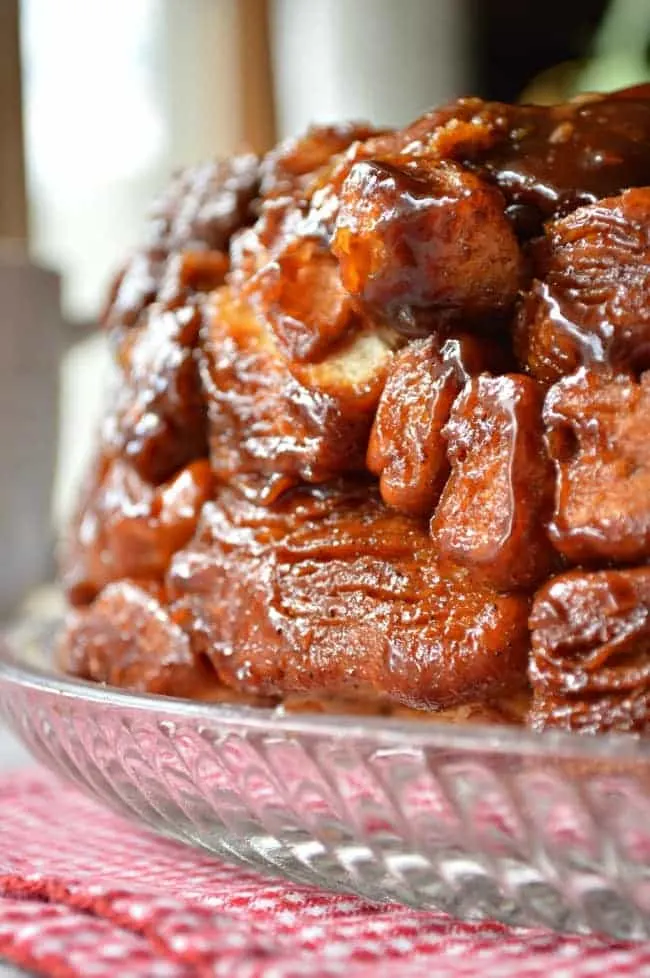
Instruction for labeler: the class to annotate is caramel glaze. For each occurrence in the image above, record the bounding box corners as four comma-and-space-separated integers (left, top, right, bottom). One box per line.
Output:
432, 374, 557, 592
61, 456, 212, 606
59, 573, 528, 724
260, 122, 387, 199
165, 482, 530, 711
516, 188, 650, 382
367, 334, 511, 517
332, 157, 524, 332
479, 97, 650, 224
105, 304, 209, 486
58, 87, 650, 733
199, 287, 400, 503
545, 368, 650, 564
59, 580, 220, 698
103, 154, 260, 338
399, 93, 650, 230
530, 568, 650, 733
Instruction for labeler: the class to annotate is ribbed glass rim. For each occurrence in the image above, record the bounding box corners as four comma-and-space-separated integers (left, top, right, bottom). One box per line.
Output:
2, 619, 649, 763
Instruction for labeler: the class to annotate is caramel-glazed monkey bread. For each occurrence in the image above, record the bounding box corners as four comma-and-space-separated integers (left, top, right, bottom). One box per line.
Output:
58, 87, 650, 733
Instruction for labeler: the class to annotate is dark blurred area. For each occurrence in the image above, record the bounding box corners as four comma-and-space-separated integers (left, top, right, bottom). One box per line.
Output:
470, 0, 610, 101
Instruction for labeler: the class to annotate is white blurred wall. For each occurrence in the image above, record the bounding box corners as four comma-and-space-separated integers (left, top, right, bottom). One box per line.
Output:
271, 0, 469, 137
21, 0, 243, 325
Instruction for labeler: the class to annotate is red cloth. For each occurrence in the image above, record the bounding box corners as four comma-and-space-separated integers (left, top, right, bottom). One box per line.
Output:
0, 769, 648, 977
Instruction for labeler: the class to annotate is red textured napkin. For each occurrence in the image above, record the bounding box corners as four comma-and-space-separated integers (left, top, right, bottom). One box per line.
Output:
0, 769, 648, 977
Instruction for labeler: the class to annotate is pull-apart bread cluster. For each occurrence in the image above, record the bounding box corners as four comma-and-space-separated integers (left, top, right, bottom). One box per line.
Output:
59, 87, 650, 733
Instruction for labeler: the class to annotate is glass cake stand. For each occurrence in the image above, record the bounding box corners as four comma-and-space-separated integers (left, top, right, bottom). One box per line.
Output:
2, 616, 650, 939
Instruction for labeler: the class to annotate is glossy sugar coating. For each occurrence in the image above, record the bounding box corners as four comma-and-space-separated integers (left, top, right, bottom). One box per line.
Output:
199, 288, 399, 500
104, 304, 209, 485
166, 482, 530, 710
545, 368, 650, 564
58, 90, 650, 731
102, 154, 260, 337
530, 567, 650, 732
367, 334, 509, 517
332, 157, 524, 329
516, 189, 650, 382
431, 374, 556, 591
61, 456, 212, 605
60, 579, 218, 697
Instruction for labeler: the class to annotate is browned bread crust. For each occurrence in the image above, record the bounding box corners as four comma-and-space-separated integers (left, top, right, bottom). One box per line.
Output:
58, 90, 650, 732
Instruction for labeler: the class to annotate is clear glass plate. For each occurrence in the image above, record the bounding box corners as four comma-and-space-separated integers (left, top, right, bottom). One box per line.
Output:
3, 618, 650, 940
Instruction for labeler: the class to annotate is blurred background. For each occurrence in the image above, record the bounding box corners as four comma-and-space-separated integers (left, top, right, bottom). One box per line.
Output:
0, 0, 649, 623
